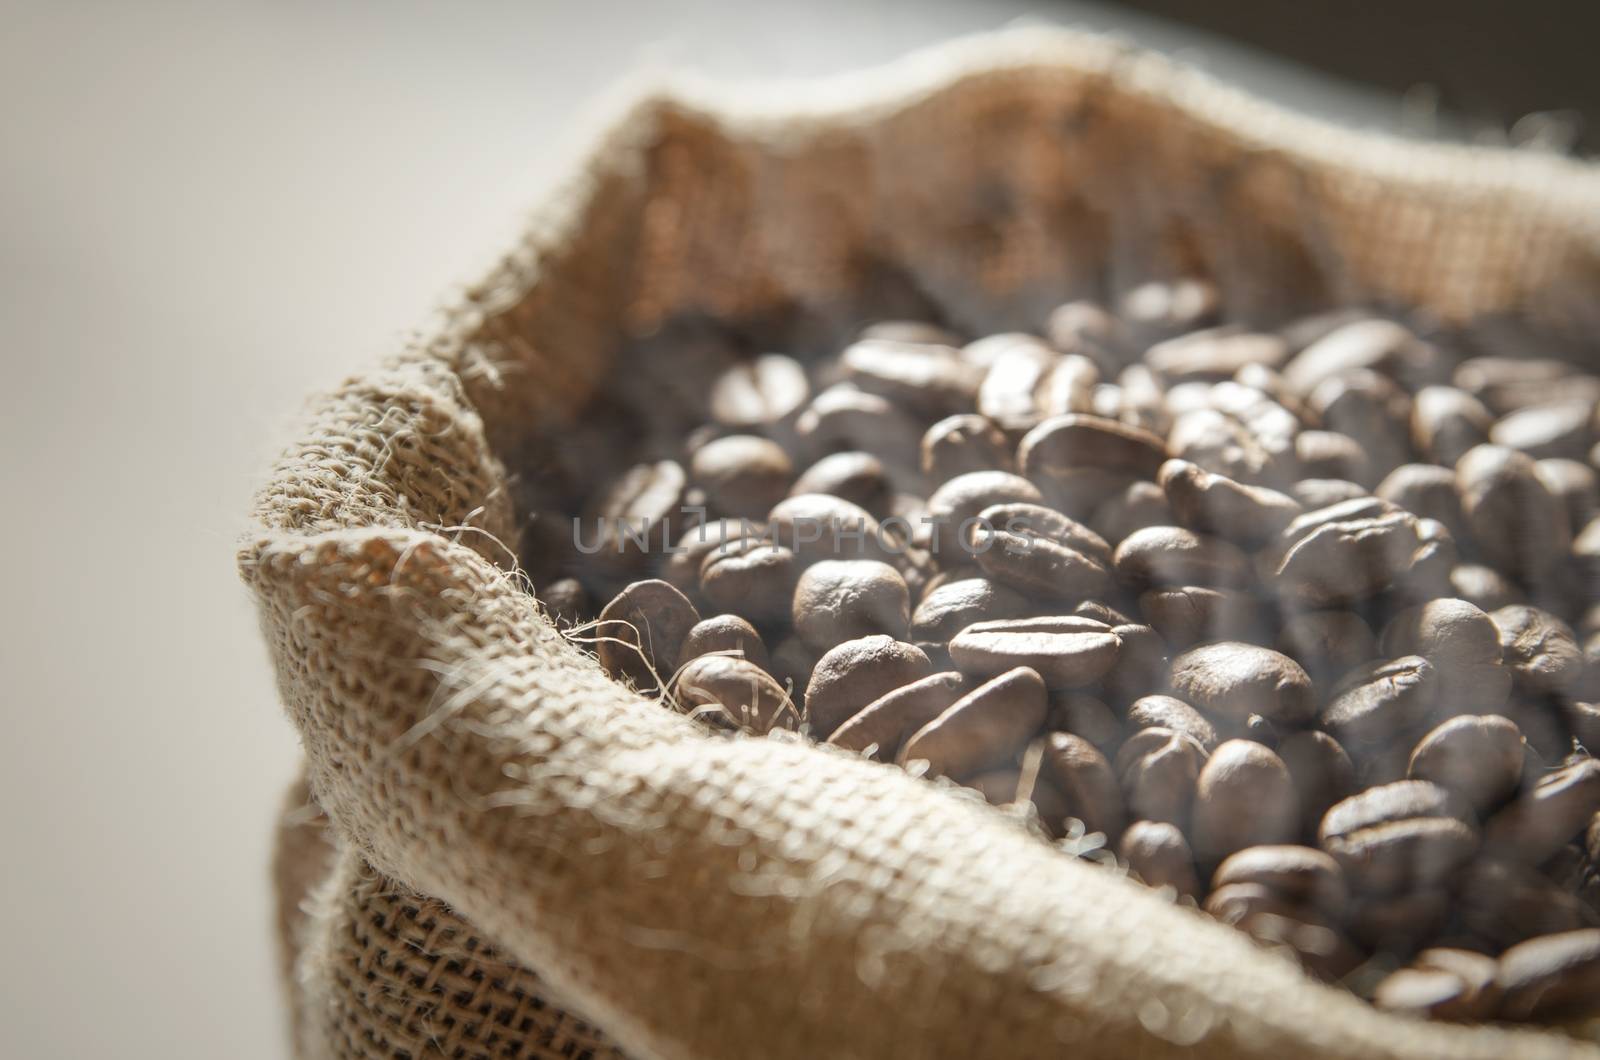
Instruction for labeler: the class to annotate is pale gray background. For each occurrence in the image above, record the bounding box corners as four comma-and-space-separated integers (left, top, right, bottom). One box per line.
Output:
0, 3, 1411, 1057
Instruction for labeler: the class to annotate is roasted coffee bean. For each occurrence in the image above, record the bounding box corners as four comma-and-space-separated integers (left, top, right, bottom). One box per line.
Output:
790, 451, 893, 517
1372, 967, 1480, 1021
1406, 949, 1502, 1021
1318, 781, 1477, 894
1308, 369, 1412, 478
595, 579, 701, 692
1038, 731, 1125, 839
792, 559, 910, 653
1047, 300, 1123, 359
1484, 759, 1600, 865
970, 506, 1114, 602
678, 614, 769, 670
794, 385, 923, 471
1192, 740, 1300, 861
923, 471, 1043, 544
1118, 820, 1200, 896
1267, 501, 1425, 606
1156, 459, 1301, 546
1139, 586, 1260, 649
827, 671, 969, 760
909, 577, 1033, 644
1282, 318, 1440, 396
840, 338, 984, 417
1277, 731, 1357, 839
920, 414, 1013, 482
1031, 467, 1139, 521
976, 345, 1099, 433
949, 616, 1121, 689
1496, 929, 1600, 1022
1046, 691, 1124, 756
1407, 715, 1525, 815
1100, 622, 1172, 707
1089, 480, 1173, 545
539, 577, 590, 627
1277, 610, 1376, 689
804, 636, 932, 739
709, 353, 809, 428
1203, 883, 1359, 979
1120, 278, 1221, 344
664, 518, 751, 594
1212, 845, 1348, 912
1018, 413, 1168, 483
700, 536, 797, 624
1456, 444, 1572, 581
1448, 563, 1525, 612
1113, 727, 1206, 827
1145, 326, 1288, 382
1320, 656, 1438, 752
1127, 694, 1219, 751
1493, 604, 1585, 695
1536, 457, 1600, 532
1113, 526, 1251, 589
1457, 356, 1600, 415
674, 654, 795, 733
1169, 642, 1315, 724
766, 493, 889, 565
1410, 386, 1492, 468
1295, 429, 1372, 486
899, 667, 1047, 779
1290, 478, 1369, 509
690, 434, 794, 521
1491, 398, 1595, 462
1376, 463, 1469, 543
583, 459, 688, 574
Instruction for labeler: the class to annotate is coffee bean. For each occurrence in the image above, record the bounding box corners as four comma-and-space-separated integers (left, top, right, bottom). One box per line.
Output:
1380, 597, 1512, 715
840, 338, 984, 418
583, 459, 687, 575
920, 414, 1013, 482
795, 385, 923, 472
1376, 463, 1470, 544
1113, 525, 1251, 590
1457, 444, 1572, 581
1491, 398, 1595, 462
899, 666, 1047, 779
1099, 622, 1174, 708
1118, 820, 1200, 897
1277, 731, 1357, 839
1408, 949, 1502, 1021
827, 671, 969, 760
690, 434, 794, 521
1318, 781, 1477, 894
1212, 845, 1348, 912
1493, 604, 1585, 695
1047, 300, 1123, 360
1268, 501, 1425, 606
792, 559, 910, 653
1410, 386, 1492, 467
679, 614, 769, 670
1277, 610, 1376, 689
922, 470, 1044, 543
766, 493, 889, 565
1046, 691, 1124, 756
539, 576, 590, 627
1408, 715, 1525, 815
1308, 369, 1412, 480
1457, 859, 1599, 950
804, 636, 932, 739
1320, 656, 1439, 752
1448, 563, 1526, 612
664, 518, 751, 594
1457, 356, 1600, 415
1113, 727, 1206, 827
709, 354, 810, 428
1192, 740, 1300, 861
858, 320, 962, 346
673, 654, 795, 732
948, 616, 1122, 689
970, 505, 1114, 602
1139, 586, 1261, 649
1018, 413, 1168, 483
1157, 459, 1301, 546
790, 452, 893, 517
1169, 642, 1315, 724
1119, 278, 1220, 343
1038, 731, 1125, 839
1295, 429, 1372, 486
1372, 968, 1477, 1020
1281, 319, 1440, 396
1484, 759, 1600, 865
1145, 326, 1288, 382
1536, 457, 1600, 532
977, 346, 1099, 433
595, 579, 701, 692
1127, 694, 1219, 751
699, 536, 797, 624
909, 576, 1033, 644
1496, 929, 1600, 1022
1290, 478, 1369, 509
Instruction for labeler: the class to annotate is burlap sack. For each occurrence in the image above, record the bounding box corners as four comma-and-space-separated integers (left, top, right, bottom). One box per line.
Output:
245, 28, 1600, 1060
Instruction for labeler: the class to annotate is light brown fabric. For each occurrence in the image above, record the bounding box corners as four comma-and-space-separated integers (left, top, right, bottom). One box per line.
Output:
246, 28, 1600, 1060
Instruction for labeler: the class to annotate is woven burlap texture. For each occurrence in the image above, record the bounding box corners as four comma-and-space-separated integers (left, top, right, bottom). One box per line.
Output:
246, 28, 1600, 1060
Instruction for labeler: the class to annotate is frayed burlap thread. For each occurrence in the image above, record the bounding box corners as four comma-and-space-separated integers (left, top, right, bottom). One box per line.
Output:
247, 28, 1600, 1060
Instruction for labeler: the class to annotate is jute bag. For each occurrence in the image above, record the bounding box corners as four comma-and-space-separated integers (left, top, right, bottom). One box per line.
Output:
244, 29, 1600, 1059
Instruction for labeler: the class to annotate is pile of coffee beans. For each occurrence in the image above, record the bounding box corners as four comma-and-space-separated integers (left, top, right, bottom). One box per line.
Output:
523, 283, 1600, 1024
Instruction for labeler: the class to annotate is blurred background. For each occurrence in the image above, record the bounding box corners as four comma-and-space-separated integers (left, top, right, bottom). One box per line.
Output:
1, 2, 1592, 1057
